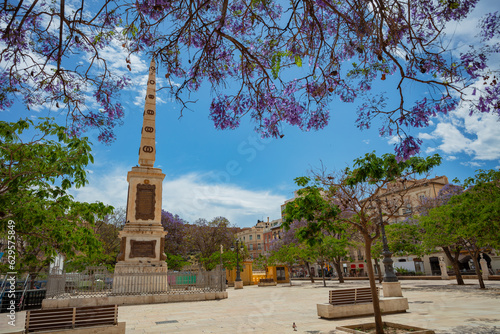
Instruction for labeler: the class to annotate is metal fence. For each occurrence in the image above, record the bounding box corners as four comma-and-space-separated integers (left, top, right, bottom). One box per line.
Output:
46, 265, 226, 299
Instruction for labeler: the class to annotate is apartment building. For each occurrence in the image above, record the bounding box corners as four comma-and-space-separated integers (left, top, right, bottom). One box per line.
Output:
237, 218, 283, 258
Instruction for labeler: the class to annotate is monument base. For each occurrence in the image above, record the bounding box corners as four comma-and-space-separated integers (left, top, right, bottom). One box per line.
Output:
234, 281, 243, 289
113, 262, 168, 294
382, 281, 403, 297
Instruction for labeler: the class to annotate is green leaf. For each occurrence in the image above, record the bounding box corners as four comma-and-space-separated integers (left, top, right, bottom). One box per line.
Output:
294, 55, 302, 67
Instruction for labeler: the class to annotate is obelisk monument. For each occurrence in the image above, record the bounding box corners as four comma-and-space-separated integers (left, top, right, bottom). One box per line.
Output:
113, 58, 168, 293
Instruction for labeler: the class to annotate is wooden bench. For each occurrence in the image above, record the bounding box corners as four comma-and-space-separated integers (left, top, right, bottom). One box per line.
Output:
25, 305, 125, 333
329, 287, 379, 305
259, 278, 275, 283
319, 286, 408, 319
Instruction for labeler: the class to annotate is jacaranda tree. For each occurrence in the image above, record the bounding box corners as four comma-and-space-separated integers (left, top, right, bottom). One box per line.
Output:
1, 0, 499, 157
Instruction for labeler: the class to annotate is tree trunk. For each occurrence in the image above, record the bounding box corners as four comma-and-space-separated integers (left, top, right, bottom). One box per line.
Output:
304, 261, 315, 283
334, 260, 344, 283
442, 246, 464, 285
471, 251, 485, 289
320, 261, 326, 287
288, 265, 293, 286
364, 236, 384, 334
374, 258, 383, 284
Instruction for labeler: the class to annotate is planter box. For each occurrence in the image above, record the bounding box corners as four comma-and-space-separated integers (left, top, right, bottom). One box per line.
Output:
317, 297, 408, 319
337, 322, 435, 334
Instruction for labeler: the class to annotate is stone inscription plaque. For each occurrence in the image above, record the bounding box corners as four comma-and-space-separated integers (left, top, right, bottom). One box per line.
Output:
130, 240, 157, 258
135, 184, 155, 220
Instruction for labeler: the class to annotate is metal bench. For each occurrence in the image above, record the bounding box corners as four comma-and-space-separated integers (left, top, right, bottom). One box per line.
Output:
329, 287, 379, 305
25, 304, 124, 333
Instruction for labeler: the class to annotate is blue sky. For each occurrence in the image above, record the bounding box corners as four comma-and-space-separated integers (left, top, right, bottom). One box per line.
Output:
2, 0, 500, 227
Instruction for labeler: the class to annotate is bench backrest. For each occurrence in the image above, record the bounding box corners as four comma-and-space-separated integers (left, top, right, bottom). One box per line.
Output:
329, 287, 378, 305
25, 305, 117, 333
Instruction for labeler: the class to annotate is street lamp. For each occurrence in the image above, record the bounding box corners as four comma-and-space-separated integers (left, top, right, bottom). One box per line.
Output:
377, 201, 398, 282
230, 239, 244, 284
220, 245, 224, 291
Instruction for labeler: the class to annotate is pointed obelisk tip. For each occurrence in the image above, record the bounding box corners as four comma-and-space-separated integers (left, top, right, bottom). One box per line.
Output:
138, 56, 157, 167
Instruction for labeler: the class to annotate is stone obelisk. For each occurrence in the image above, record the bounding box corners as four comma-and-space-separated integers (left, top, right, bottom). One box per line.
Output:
113, 58, 168, 293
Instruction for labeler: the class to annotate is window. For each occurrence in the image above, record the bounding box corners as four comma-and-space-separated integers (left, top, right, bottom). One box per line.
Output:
257, 234, 261, 240
249, 244, 253, 251
258, 243, 261, 250
249, 235, 253, 241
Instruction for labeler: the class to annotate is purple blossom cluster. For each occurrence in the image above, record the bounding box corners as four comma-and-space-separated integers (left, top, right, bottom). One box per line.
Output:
461, 51, 487, 79
69, 76, 130, 144
0, 72, 14, 110
136, 0, 173, 21
209, 95, 244, 130
477, 80, 500, 116
394, 136, 422, 162
401, 96, 458, 128
479, 11, 500, 40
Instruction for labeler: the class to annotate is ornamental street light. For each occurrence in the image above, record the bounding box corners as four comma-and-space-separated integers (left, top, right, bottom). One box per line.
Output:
230, 239, 244, 283
377, 201, 398, 282
220, 244, 224, 291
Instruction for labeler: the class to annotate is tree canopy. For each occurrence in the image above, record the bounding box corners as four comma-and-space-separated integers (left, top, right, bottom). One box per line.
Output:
2, 0, 498, 157
309, 152, 441, 334
0, 118, 113, 273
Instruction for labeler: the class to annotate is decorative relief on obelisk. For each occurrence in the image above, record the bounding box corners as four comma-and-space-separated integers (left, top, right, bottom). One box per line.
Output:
138, 59, 157, 167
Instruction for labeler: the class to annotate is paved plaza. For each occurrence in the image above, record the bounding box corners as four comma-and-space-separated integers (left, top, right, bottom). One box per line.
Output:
2, 279, 500, 333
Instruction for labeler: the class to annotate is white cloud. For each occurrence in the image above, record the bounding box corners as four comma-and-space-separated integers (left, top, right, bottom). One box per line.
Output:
424, 105, 500, 161
362, 139, 370, 144
387, 136, 400, 145
432, 122, 472, 154
92, 37, 147, 77
70, 166, 129, 207
460, 161, 485, 168
69, 167, 286, 228
162, 172, 286, 227
425, 147, 437, 154
446, 156, 458, 161
420, 74, 500, 162
418, 133, 435, 140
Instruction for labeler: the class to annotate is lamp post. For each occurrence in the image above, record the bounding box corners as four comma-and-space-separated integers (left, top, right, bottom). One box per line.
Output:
377, 201, 398, 282
220, 245, 224, 291
230, 239, 244, 289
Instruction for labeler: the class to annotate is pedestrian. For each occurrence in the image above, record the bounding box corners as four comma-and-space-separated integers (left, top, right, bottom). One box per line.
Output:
293, 322, 297, 331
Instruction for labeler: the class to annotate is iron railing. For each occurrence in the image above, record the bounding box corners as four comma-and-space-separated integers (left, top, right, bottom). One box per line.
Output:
46, 265, 226, 299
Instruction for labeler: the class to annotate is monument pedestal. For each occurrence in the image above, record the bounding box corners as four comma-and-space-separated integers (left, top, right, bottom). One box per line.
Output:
234, 281, 243, 289
113, 166, 168, 294
382, 282, 403, 297
113, 262, 168, 294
